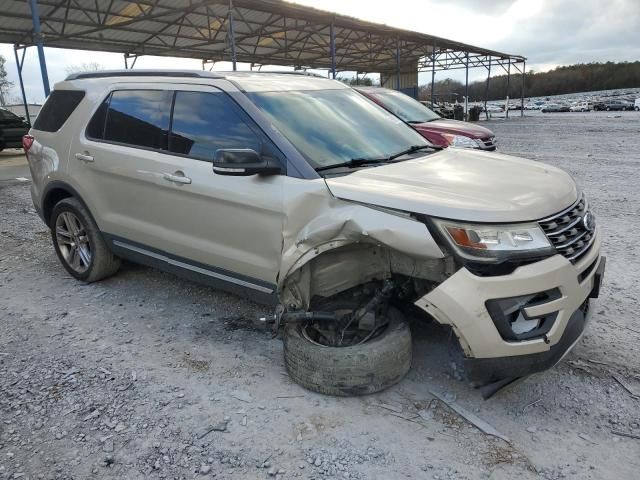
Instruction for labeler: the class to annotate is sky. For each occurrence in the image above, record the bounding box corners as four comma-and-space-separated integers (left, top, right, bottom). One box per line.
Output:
1, 0, 639, 104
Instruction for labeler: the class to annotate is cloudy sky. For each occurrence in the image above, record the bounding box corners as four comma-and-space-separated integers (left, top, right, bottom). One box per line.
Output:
1, 0, 639, 104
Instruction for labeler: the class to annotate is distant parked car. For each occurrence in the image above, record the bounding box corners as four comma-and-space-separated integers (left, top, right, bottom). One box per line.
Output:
541, 103, 570, 113
357, 87, 497, 150
484, 104, 503, 113
0, 107, 30, 151
595, 99, 632, 111
635, 99, 640, 111
570, 102, 591, 112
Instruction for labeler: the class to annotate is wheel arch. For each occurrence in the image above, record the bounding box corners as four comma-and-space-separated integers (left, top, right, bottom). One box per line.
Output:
42, 181, 94, 228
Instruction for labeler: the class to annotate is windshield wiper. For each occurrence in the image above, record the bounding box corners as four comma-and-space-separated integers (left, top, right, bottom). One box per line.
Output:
316, 145, 439, 172
387, 144, 438, 161
315, 157, 387, 172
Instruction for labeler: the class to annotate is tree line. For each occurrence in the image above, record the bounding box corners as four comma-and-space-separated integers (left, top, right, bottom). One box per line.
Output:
419, 61, 640, 101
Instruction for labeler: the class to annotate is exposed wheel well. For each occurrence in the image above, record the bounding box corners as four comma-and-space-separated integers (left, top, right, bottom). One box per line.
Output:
43, 188, 74, 226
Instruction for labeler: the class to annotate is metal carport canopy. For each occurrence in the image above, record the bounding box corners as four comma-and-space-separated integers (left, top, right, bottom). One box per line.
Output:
0, 0, 524, 73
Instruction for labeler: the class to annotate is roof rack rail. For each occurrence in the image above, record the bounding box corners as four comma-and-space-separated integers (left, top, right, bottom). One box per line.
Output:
220, 70, 324, 78
65, 69, 224, 81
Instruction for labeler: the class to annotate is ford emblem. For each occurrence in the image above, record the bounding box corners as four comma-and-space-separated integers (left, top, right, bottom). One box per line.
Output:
583, 212, 596, 232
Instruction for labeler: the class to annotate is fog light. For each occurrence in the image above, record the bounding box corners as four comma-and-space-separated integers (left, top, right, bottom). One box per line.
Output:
486, 289, 561, 341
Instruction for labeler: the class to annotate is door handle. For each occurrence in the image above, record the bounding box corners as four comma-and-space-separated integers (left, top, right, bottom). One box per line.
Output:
75, 153, 94, 163
163, 172, 192, 184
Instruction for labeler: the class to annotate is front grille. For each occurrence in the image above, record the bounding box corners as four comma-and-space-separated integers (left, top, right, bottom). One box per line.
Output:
538, 195, 596, 263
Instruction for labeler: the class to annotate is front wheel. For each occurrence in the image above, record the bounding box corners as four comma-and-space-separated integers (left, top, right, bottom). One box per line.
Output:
283, 307, 412, 396
51, 197, 120, 282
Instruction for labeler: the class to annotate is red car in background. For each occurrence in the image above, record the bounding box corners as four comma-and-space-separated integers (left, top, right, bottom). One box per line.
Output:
356, 87, 497, 151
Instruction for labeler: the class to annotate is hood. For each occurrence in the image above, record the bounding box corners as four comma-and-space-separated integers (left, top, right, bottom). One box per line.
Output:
413, 119, 493, 139
324, 148, 578, 223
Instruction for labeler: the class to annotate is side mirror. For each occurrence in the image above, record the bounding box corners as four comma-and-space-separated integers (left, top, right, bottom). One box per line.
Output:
212, 149, 281, 176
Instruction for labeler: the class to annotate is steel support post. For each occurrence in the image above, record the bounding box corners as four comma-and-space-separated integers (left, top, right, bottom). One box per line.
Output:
431, 48, 436, 106
505, 61, 511, 119
13, 46, 31, 126
27, 0, 50, 97
330, 19, 336, 79
228, 0, 237, 71
464, 51, 469, 119
484, 59, 491, 121
521, 60, 526, 117
395, 38, 401, 90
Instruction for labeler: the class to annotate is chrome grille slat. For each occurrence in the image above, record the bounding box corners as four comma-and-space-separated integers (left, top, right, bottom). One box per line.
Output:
554, 230, 589, 250
538, 194, 595, 263
544, 215, 584, 236
566, 232, 597, 261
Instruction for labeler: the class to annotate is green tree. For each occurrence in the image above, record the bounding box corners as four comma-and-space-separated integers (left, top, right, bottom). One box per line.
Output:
429, 62, 640, 101
337, 75, 378, 86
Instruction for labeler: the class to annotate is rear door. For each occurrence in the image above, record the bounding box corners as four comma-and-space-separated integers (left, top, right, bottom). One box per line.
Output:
70, 84, 174, 248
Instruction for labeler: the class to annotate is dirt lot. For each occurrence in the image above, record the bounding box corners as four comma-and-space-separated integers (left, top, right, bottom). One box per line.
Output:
1, 111, 639, 480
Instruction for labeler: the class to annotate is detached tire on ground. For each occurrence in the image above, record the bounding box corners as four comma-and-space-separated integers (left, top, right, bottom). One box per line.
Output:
283, 307, 412, 396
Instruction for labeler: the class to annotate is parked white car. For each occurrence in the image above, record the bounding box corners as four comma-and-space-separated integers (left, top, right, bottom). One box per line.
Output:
570, 102, 591, 112
635, 98, 640, 111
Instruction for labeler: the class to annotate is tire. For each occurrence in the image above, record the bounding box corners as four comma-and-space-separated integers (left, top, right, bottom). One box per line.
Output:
50, 197, 120, 282
283, 307, 412, 396
635, 107, 639, 112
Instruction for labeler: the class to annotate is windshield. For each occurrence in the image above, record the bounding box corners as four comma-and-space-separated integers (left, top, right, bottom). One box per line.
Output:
248, 89, 431, 169
368, 90, 441, 123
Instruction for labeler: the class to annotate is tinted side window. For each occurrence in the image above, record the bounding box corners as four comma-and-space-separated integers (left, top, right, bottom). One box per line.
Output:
33, 90, 85, 132
86, 95, 110, 140
104, 90, 171, 149
169, 91, 262, 161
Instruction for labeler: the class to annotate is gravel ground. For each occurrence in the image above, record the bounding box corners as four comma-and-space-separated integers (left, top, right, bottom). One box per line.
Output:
1, 111, 639, 480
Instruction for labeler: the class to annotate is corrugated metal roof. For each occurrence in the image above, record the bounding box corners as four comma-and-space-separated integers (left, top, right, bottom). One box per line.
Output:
0, 0, 524, 72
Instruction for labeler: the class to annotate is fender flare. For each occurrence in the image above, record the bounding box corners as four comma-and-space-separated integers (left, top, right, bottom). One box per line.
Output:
41, 180, 95, 227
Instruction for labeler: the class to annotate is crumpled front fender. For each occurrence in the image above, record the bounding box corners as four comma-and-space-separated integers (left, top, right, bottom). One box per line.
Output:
278, 178, 444, 308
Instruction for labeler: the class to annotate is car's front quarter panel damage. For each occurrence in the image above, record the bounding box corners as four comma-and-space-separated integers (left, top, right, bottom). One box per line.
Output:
278, 177, 448, 310
414, 229, 602, 360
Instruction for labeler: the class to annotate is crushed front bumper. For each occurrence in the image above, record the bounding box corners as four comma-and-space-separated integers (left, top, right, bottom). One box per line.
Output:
415, 231, 604, 387
464, 297, 590, 386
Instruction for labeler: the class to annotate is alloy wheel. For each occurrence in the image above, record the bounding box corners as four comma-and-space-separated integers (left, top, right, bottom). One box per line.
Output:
55, 211, 92, 273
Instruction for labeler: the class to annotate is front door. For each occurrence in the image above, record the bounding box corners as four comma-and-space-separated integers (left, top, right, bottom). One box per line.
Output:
143, 86, 284, 288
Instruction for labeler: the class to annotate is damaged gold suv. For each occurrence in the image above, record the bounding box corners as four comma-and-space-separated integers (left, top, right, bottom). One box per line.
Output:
25, 71, 604, 398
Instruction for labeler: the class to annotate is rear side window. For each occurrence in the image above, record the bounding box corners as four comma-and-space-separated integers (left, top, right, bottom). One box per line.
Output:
33, 90, 85, 132
103, 90, 172, 149
169, 91, 262, 161
86, 95, 110, 139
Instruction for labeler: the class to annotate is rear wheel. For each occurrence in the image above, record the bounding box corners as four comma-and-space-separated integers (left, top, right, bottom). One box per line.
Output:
283, 305, 412, 396
51, 197, 120, 282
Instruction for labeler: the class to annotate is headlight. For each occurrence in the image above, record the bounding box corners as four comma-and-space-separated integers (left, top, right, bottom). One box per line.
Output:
433, 219, 554, 262
442, 134, 483, 149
